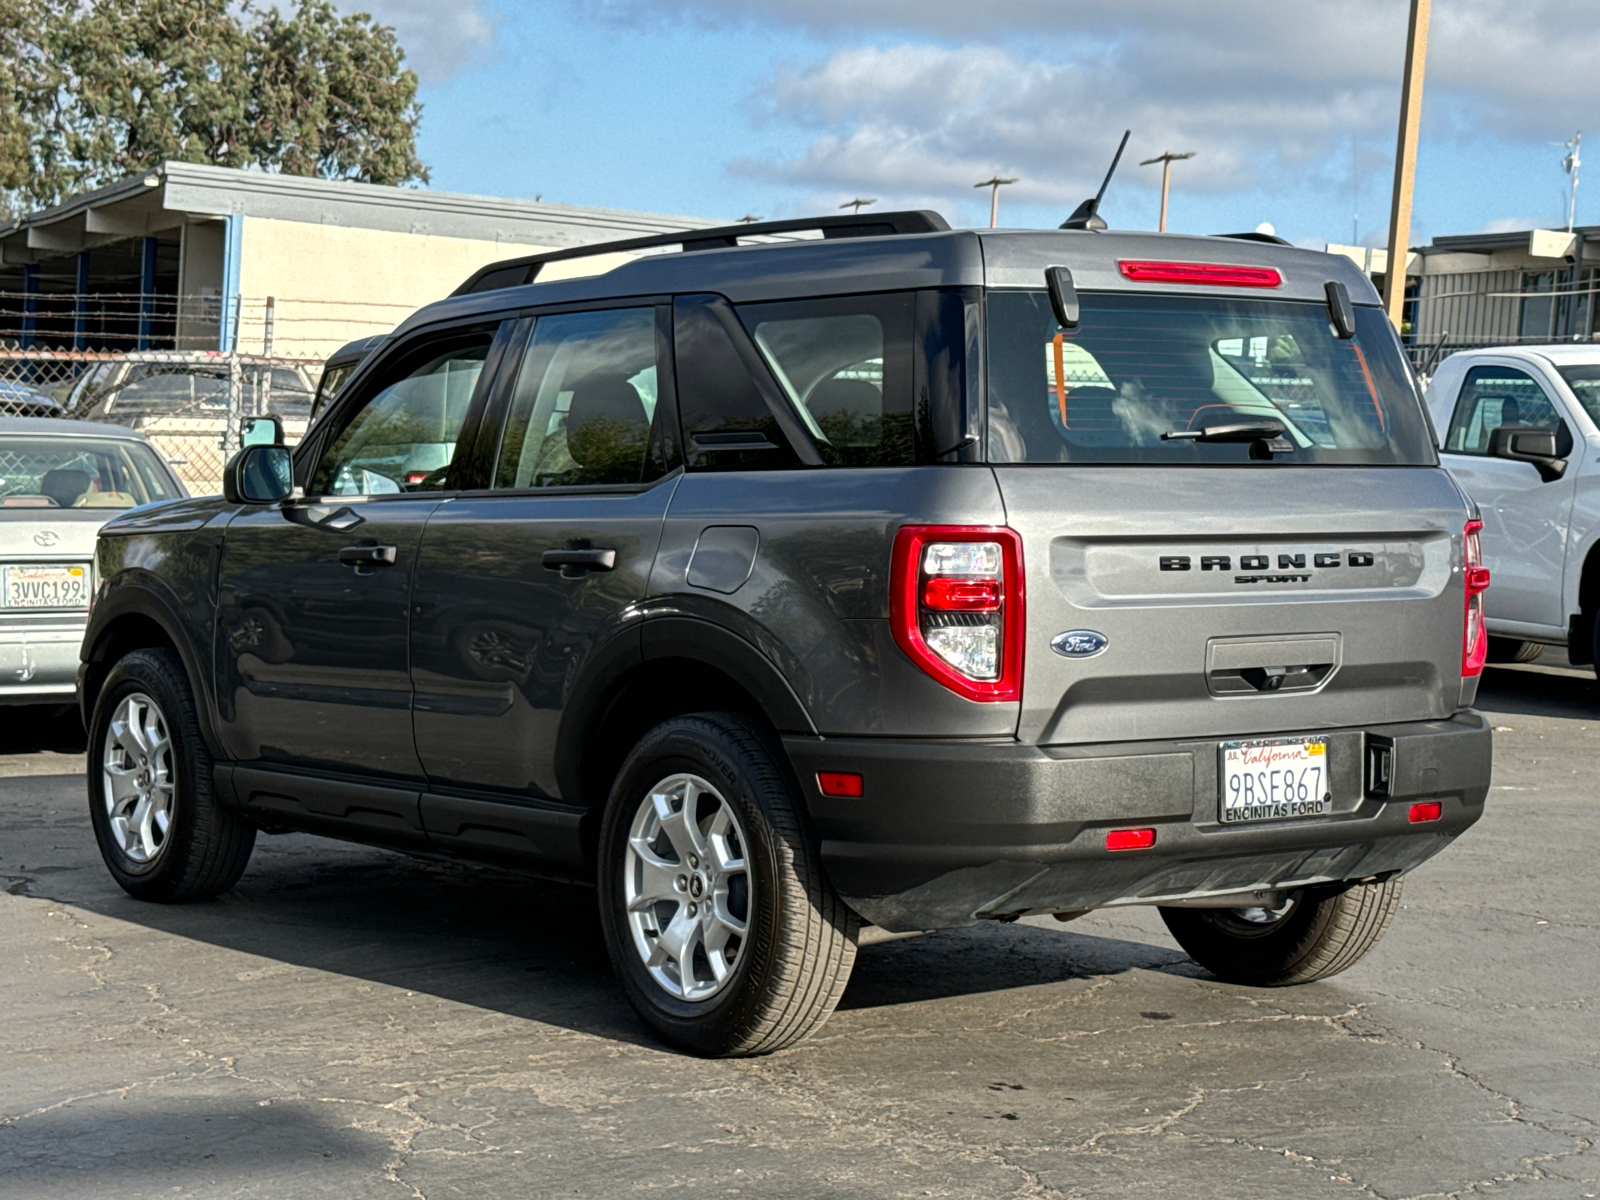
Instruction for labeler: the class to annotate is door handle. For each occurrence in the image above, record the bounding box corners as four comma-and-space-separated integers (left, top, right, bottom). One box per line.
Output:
338, 544, 398, 567
542, 547, 616, 576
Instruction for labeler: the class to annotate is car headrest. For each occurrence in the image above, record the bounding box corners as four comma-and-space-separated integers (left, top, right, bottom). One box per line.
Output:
564, 375, 649, 484
39, 468, 93, 508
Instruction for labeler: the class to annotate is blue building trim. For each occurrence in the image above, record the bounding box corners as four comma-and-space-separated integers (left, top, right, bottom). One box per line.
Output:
72, 250, 90, 349
137, 236, 158, 350
220, 213, 243, 351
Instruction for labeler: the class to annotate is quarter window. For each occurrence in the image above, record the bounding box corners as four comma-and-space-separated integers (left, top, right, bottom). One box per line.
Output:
494, 308, 664, 489
311, 336, 492, 495
738, 294, 915, 468
1444, 365, 1561, 455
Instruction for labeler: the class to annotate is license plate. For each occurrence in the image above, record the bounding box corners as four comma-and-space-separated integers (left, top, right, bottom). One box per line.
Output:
3, 564, 89, 609
1219, 737, 1332, 824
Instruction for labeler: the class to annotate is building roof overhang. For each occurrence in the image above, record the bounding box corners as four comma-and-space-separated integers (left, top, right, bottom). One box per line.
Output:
0, 161, 722, 267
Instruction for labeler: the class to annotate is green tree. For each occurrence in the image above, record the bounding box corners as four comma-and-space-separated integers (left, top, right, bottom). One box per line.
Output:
0, 0, 425, 215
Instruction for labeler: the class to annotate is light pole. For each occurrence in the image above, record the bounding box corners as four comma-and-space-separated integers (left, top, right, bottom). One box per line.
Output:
840, 198, 877, 215
1139, 151, 1195, 232
1383, 0, 1431, 328
974, 176, 1019, 227
1562, 132, 1583, 233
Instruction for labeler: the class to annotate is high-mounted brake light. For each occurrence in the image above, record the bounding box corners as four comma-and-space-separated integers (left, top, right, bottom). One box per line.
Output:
890, 525, 1024, 702
1118, 261, 1283, 289
1462, 519, 1491, 678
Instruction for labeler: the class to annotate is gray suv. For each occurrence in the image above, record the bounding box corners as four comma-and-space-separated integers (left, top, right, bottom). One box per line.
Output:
79, 211, 1492, 1056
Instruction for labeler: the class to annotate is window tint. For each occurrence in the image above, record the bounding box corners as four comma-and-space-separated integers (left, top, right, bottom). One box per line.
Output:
1556, 364, 1600, 426
1444, 365, 1560, 455
311, 339, 490, 495
494, 308, 663, 489
986, 292, 1434, 466
738, 293, 915, 467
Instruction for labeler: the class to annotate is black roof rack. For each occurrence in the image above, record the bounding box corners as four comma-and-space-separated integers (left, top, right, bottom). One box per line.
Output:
452, 210, 952, 296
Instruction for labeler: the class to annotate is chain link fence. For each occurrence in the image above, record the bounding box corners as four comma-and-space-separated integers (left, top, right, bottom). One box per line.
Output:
0, 349, 320, 495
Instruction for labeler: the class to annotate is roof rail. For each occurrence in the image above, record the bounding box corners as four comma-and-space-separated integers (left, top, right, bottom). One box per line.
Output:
451, 209, 952, 296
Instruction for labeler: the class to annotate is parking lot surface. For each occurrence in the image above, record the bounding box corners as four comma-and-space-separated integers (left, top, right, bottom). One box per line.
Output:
2, 657, 1596, 1200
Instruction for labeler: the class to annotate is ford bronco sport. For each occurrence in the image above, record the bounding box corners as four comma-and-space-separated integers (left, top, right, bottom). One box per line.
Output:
80, 211, 1492, 1056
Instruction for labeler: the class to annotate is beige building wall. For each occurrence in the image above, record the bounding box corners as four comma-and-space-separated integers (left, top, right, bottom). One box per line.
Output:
233, 217, 643, 361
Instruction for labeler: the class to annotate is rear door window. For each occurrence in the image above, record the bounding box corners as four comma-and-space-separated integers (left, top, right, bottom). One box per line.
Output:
986, 291, 1435, 465
1444, 365, 1563, 455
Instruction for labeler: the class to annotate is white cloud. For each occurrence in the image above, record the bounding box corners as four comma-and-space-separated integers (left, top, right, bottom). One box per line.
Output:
360, 0, 498, 82
616, 0, 1600, 216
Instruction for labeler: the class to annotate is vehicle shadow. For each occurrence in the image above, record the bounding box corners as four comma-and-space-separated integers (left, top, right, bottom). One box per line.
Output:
0, 704, 86, 755
1476, 648, 1597, 719
36, 825, 1188, 1044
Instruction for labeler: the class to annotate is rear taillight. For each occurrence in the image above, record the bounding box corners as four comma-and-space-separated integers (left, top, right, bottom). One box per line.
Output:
890, 525, 1024, 702
1462, 518, 1491, 678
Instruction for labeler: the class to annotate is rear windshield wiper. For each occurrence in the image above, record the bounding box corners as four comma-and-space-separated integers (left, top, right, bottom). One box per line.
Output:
1161, 420, 1292, 460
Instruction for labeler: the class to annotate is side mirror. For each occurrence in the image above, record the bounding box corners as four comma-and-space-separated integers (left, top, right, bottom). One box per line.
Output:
1488, 425, 1567, 483
241, 414, 284, 448
224, 445, 294, 504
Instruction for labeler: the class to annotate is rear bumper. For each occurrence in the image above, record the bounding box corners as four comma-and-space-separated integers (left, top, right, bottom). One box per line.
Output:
785, 711, 1491, 931
0, 623, 84, 704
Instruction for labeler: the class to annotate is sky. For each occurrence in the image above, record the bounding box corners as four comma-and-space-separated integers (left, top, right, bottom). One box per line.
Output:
359, 0, 1597, 248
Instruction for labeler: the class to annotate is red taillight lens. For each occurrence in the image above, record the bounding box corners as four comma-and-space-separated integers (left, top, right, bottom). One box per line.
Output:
1462, 519, 1490, 678
816, 772, 864, 798
890, 525, 1024, 703
1117, 260, 1283, 288
1409, 801, 1442, 823
1106, 828, 1157, 851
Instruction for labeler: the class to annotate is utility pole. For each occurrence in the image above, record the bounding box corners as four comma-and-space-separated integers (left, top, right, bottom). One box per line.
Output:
974, 176, 1019, 227
1562, 132, 1582, 232
1139, 151, 1195, 232
840, 198, 877, 215
1383, 0, 1431, 329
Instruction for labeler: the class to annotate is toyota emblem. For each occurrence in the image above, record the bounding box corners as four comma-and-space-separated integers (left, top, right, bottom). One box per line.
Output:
33, 530, 58, 547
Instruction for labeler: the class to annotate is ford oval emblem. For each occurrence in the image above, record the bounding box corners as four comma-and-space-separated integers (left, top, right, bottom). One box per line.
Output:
1051, 629, 1108, 659
33, 530, 58, 547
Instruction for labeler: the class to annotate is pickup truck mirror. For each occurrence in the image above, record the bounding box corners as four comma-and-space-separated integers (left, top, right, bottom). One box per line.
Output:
223, 445, 294, 505
1488, 425, 1566, 483
241, 414, 284, 448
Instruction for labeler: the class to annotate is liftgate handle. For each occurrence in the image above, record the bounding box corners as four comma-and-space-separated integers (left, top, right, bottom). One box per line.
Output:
338, 544, 398, 566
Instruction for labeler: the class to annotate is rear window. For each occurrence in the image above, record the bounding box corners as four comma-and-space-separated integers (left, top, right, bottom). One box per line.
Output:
0, 437, 183, 508
986, 291, 1435, 465
1557, 364, 1600, 425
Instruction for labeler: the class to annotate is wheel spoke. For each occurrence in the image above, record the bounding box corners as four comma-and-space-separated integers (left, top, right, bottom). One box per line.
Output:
124, 793, 152, 853
651, 908, 703, 988
653, 788, 707, 862
104, 764, 140, 810
628, 840, 682, 910
707, 805, 745, 873
118, 702, 151, 758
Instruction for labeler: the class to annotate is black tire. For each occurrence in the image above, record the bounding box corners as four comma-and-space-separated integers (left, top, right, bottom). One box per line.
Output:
87, 648, 255, 902
597, 713, 858, 1056
1486, 636, 1543, 664
1159, 877, 1403, 986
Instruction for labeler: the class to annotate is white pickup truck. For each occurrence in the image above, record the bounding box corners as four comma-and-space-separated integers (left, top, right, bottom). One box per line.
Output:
1425, 344, 1600, 670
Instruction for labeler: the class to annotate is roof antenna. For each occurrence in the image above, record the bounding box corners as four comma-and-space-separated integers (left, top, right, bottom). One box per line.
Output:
1061, 130, 1130, 231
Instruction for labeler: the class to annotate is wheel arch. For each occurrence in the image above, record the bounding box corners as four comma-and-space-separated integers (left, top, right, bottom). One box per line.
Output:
1570, 535, 1600, 664
557, 616, 816, 862
82, 588, 221, 757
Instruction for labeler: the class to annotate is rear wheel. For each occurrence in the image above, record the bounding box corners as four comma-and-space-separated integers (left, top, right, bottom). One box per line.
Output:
87, 648, 255, 902
597, 713, 857, 1056
1158, 877, 1403, 986
1486, 637, 1543, 664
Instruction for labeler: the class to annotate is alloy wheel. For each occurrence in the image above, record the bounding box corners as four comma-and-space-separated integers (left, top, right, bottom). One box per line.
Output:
622, 773, 752, 1002
101, 692, 175, 865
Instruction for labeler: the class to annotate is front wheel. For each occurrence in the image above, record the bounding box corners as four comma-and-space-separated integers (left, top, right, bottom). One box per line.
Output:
597, 713, 857, 1056
87, 648, 256, 902
1159, 877, 1403, 986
